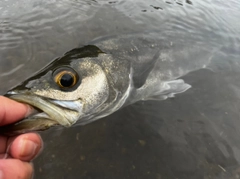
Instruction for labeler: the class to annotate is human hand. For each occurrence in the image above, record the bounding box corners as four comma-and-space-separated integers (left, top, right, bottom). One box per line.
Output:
0, 96, 43, 179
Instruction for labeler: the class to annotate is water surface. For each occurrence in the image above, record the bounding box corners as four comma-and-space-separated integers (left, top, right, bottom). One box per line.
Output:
1, 0, 240, 178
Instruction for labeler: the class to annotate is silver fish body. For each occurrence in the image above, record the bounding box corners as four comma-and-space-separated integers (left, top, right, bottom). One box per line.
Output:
2, 32, 217, 135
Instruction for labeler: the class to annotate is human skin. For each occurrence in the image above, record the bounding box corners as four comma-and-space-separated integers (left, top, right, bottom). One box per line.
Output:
0, 96, 43, 179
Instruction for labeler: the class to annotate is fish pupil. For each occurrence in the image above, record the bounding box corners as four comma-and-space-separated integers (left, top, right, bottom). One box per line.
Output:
60, 74, 74, 87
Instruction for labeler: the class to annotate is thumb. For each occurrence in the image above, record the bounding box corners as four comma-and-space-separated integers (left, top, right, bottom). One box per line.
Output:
0, 159, 33, 179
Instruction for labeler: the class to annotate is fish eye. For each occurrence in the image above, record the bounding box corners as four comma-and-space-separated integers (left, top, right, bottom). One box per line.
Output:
53, 68, 79, 88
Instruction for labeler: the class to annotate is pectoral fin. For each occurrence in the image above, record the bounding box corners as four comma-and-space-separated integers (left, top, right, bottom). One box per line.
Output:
144, 79, 191, 101
132, 50, 160, 88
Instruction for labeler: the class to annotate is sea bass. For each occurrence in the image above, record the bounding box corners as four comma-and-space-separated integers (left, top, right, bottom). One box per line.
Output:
2, 32, 217, 135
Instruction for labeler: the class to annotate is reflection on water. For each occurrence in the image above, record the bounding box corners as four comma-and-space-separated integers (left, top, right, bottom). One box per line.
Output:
0, 0, 240, 178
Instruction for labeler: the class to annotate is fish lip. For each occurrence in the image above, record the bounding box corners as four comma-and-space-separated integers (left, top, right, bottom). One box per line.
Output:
5, 91, 82, 133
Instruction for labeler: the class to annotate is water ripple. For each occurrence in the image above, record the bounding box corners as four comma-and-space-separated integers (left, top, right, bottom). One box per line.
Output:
0, 0, 102, 82
0, 0, 240, 93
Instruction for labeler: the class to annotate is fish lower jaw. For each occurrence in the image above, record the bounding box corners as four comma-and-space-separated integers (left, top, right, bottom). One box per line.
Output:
29, 112, 75, 127
31, 112, 51, 119
25, 112, 60, 125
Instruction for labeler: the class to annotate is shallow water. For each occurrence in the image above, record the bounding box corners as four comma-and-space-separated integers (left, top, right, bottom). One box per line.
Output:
1, 0, 240, 178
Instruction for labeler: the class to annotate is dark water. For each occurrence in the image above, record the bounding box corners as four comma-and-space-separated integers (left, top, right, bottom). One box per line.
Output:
1, 0, 240, 178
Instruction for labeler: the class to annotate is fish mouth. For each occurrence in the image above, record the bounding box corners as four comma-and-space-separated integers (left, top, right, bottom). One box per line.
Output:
1, 92, 82, 136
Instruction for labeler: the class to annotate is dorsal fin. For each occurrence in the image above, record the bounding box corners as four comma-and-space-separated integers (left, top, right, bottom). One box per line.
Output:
64, 45, 104, 59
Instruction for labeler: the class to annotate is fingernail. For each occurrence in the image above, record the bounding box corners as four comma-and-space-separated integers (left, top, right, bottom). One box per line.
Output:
20, 139, 38, 159
24, 105, 36, 118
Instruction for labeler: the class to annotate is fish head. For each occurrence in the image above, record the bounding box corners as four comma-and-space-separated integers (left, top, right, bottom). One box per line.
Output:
3, 46, 112, 135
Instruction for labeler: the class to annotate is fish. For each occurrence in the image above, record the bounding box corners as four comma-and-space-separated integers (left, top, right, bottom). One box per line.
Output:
1, 32, 218, 135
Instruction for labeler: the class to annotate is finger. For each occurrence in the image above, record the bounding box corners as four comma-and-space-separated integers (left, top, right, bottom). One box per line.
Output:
0, 96, 33, 126
9, 133, 43, 162
0, 159, 33, 179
